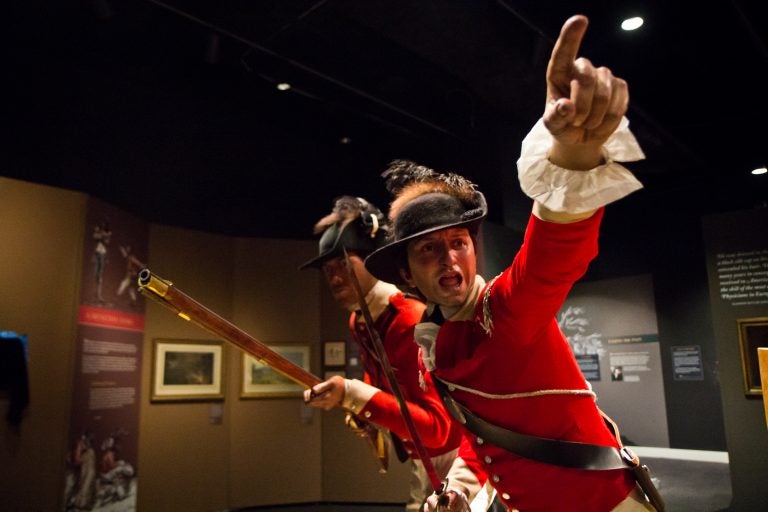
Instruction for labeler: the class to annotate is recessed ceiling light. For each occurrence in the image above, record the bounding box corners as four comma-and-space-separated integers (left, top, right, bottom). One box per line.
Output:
621, 17, 644, 31
340, 136, 352, 145
752, 167, 767, 175
276, 82, 291, 91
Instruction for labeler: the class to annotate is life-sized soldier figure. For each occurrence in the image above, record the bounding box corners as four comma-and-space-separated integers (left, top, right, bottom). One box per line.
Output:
364, 15, 661, 512
301, 197, 494, 511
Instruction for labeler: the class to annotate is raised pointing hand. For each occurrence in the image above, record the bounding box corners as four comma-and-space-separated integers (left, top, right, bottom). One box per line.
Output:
544, 15, 628, 158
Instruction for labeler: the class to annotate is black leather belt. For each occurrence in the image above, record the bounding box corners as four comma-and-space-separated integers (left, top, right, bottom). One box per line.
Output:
433, 377, 666, 510
433, 377, 626, 470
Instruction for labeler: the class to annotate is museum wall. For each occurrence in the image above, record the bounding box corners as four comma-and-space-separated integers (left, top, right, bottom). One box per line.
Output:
702, 208, 768, 511
0, 176, 410, 511
0, 177, 86, 511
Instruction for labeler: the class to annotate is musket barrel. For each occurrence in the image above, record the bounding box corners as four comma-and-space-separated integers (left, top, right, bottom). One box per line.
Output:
138, 268, 171, 298
138, 268, 320, 388
138, 268, 151, 286
137, 267, 388, 472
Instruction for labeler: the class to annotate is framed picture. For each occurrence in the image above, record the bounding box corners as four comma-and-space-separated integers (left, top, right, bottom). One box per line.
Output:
759, 348, 768, 428
323, 340, 346, 367
241, 343, 311, 398
151, 339, 225, 402
737, 317, 768, 396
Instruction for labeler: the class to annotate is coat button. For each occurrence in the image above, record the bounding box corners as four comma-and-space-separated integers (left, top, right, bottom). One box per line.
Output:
491, 474, 500, 483
484, 455, 492, 464
364, 411, 372, 418
501, 493, 511, 500
476, 437, 484, 445
448, 385, 456, 391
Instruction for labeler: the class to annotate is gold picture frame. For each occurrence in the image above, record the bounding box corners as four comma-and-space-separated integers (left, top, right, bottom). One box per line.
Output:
151, 339, 225, 402
240, 343, 311, 398
737, 317, 768, 396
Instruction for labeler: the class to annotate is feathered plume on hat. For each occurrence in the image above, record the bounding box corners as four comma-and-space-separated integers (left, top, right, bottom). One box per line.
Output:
313, 196, 381, 235
299, 196, 389, 270
363, 160, 487, 284
382, 159, 485, 225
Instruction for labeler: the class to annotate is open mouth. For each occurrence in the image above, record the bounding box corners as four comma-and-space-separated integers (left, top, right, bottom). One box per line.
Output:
439, 272, 462, 289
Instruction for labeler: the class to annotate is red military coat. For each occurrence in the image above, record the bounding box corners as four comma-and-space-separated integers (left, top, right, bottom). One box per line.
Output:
432, 210, 636, 511
352, 291, 463, 457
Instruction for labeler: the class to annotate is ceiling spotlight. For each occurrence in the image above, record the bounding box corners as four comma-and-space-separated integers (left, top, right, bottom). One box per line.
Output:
276, 82, 291, 91
752, 167, 768, 175
621, 17, 644, 31
340, 136, 352, 145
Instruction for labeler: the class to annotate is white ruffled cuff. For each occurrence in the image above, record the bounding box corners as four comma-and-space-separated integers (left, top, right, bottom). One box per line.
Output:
517, 117, 645, 213
341, 378, 379, 413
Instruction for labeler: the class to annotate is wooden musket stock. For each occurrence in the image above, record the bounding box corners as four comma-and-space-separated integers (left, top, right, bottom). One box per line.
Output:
137, 268, 389, 472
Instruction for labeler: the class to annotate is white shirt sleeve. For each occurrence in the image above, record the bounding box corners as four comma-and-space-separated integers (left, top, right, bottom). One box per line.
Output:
341, 378, 379, 413
517, 117, 645, 214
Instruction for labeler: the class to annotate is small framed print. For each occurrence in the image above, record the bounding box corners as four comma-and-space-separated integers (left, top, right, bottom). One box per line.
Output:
323, 340, 346, 367
737, 317, 768, 396
151, 339, 225, 402
241, 343, 311, 398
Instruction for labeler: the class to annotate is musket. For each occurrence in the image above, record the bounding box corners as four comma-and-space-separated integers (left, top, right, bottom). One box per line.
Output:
342, 249, 447, 498
137, 268, 389, 473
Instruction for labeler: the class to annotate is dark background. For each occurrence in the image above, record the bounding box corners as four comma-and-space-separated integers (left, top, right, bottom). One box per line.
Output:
9, 0, 767, 239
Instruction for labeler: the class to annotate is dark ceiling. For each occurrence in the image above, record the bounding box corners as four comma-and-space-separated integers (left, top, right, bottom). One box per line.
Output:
9, 0, 768, 241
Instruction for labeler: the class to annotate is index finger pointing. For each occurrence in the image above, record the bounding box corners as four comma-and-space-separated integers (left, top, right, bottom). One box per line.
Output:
547, 15, 589, 83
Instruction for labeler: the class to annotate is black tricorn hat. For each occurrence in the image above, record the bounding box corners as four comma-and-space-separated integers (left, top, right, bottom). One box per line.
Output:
299, 196, 389, 270
364, 160, 487, 285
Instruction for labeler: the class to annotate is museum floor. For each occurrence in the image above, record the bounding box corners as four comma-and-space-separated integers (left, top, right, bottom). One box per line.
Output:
234, 449, 732, 512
